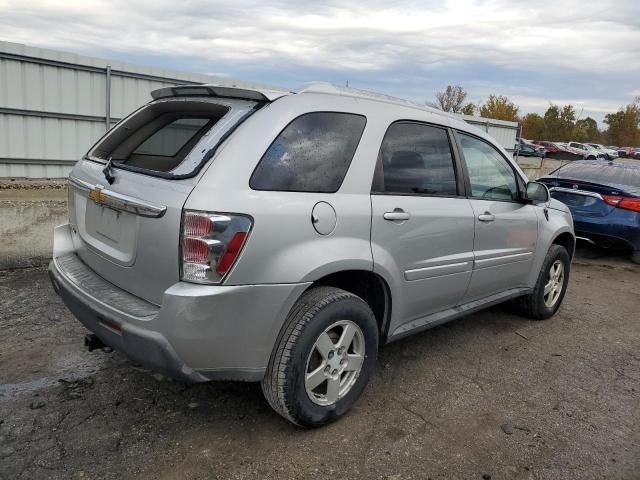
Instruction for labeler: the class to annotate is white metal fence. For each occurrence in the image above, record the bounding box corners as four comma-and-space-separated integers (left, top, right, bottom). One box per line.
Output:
0, 41, 519, 178
0, 41, 274, 178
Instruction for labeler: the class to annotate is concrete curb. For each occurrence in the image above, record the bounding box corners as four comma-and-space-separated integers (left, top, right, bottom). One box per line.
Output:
0, 187, 67, 269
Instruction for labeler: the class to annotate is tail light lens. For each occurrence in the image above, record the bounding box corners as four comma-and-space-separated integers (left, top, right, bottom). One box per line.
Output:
181, 210, 252, 284
603, 195, 640, 212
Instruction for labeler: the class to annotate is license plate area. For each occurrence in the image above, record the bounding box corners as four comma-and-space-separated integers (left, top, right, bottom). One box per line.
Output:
80, 196, 139, 265
93, 207, 122, 243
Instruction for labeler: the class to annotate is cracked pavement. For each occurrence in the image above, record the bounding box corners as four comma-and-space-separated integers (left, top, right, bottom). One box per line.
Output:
0, 248, 638, 479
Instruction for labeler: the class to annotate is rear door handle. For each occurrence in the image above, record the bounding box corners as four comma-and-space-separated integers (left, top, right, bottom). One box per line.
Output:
478, 212, 495, 222
383, 209, 410, 221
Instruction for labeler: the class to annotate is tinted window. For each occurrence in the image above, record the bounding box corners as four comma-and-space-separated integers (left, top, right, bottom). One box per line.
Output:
374, 122, 457, 195
459, 133, 519, 201
88, 100, 231, 175
250, 112, 366, 192
554, 162, 640, 189
133, 117, 211, 157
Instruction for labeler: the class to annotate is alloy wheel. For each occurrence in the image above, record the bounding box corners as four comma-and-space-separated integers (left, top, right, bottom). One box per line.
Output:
304, 320, 365, 406
543, 260, 565, 308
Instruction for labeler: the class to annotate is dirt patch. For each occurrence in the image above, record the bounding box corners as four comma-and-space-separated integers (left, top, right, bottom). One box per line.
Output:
0, 253, 638, 479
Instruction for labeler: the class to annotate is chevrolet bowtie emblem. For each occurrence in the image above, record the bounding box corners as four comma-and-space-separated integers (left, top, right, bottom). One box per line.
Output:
88, 185, 106, 205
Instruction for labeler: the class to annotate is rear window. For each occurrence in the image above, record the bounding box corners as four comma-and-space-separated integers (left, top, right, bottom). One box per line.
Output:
132, 118, 212, 157
554, 162, 640, 188
88, 100, 233, 175
250, 112, 366, 193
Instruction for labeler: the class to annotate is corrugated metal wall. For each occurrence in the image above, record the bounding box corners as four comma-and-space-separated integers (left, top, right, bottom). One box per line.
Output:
461, 115, 519, 152
0, 41, 520, 178
0, 41, 275, 178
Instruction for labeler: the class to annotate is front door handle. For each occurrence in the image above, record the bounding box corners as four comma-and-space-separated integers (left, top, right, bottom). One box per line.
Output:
383, 209, 410, 221
478, 212, 495, 222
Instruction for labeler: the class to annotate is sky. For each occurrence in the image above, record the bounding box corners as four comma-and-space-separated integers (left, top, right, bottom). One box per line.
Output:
1, 0, 639, 125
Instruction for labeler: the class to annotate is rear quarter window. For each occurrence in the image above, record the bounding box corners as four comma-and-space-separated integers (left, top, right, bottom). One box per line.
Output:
250, 112, 367, 193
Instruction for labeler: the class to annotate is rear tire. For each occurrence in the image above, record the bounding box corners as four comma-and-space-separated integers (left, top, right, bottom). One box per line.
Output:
632, 251, 640, 265
261, 286, 378, 427
513, 245, 570, 320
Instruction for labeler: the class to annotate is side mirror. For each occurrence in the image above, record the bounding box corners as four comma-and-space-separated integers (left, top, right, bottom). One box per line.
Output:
525, 181, 549, 203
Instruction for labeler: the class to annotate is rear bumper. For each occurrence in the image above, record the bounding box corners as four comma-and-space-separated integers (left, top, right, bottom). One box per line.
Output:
50, 225, 310, 382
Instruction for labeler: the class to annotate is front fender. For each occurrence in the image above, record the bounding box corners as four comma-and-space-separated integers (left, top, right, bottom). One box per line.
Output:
527, 206, 574, 287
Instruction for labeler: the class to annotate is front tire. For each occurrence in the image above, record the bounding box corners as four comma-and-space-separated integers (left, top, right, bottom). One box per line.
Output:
514, 245, 571, 320
261, 286, 378, 427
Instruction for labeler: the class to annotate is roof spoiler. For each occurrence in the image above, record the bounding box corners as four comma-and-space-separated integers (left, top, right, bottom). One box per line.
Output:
150, 85, 289, 102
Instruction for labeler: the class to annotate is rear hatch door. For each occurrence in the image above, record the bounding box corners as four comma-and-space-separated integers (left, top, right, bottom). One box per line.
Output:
67, 95, 261, 305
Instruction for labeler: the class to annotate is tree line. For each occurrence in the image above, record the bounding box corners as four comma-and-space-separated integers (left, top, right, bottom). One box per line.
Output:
429, 85, 640, 146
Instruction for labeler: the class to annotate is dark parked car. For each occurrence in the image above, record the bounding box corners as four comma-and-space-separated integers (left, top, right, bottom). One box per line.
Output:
515, 139, 544, 158
539, 160, 640, 263
531, 140, 583, 161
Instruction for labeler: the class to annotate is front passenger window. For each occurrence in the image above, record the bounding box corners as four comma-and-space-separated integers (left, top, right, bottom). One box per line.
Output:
459, 133, 519, 201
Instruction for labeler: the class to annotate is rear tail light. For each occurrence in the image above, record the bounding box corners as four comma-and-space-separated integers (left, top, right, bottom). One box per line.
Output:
603, 195, 640, 212
180, 210, 252, 284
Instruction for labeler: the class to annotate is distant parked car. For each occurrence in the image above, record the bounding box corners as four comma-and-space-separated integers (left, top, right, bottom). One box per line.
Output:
567, 142, 605, 159
515, 139, 544, 158
554, 142, 595, 160
539, 160, 640, 263
616, 147, 640, 159
587, 143, 618, 160
532, 141, 583, 160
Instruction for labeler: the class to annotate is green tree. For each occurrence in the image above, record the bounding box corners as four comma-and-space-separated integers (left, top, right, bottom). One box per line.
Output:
479, 95, 519, 121
460, 102, 477, 115
573, 117, 601, 142
521, 113, 545, 139
543, 104, 562, 141
604, 97, 640, 146
542, 104, 578, 141
559, 105, 577, 141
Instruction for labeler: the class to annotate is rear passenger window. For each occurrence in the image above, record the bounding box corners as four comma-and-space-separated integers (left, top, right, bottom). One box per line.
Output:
373, 122, 458, 195
250, 112, 366, 192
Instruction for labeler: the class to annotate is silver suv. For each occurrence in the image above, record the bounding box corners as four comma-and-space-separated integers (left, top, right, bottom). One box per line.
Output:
49, 83, 575, 427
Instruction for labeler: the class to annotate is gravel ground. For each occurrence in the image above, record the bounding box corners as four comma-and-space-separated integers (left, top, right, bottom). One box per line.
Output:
0, 248, 638, 480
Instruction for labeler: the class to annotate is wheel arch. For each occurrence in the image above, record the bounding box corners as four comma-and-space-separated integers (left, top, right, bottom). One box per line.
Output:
303, 269, 393, 344
552, 231, 576, 259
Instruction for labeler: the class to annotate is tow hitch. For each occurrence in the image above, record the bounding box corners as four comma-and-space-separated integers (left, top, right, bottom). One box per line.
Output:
84, 334, 110, 352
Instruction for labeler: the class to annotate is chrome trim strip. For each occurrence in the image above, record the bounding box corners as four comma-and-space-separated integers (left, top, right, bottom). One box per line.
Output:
550, 187, 603, 200
69, 176, 92, 192
68, 176, 167, 218
474, 251, 533, 269
404, 261, 472, 281
576, 236, 597, 245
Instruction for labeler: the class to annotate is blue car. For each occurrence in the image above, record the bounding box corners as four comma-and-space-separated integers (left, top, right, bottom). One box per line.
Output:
538, 160, 640, 264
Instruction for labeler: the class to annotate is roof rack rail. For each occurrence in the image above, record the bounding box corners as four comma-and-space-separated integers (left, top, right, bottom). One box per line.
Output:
296, 82, 459, 120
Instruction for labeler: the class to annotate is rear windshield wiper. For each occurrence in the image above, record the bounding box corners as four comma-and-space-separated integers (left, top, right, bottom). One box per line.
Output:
102, 157, 116, 185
